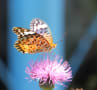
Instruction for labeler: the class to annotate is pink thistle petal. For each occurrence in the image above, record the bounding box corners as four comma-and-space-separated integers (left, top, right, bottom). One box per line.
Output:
25, 55, 72, 87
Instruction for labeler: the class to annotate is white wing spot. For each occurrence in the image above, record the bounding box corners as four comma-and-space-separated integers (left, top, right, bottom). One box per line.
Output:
24, 31, 35, 35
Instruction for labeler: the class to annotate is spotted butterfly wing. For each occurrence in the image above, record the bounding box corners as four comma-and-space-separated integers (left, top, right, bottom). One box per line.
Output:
13, 27, 52, 54
13, 27, 35, 39
13, 19, 56, 54
30, 19, 54, 45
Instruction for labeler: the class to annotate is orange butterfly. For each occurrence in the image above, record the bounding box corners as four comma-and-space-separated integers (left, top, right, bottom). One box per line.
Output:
13, 18, 56, 54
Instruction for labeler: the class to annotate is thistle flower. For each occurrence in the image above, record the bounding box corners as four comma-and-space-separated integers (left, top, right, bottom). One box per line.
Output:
25, 55, 72, 90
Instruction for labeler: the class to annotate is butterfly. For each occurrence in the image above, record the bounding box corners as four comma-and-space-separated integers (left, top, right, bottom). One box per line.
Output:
13, 18, 56, 54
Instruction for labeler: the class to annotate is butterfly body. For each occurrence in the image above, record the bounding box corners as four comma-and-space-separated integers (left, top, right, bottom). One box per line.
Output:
13, 19, 56, 54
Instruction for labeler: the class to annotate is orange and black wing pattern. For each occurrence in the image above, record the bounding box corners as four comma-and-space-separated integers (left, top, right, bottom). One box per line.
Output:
13, 19, 56, 54
14, 31, 51, 54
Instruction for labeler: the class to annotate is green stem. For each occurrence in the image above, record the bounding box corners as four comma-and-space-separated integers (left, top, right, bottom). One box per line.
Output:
41, 87, 53, 90
40, 85, 54, 90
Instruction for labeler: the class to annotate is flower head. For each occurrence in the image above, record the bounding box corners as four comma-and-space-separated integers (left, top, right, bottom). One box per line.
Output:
25, 55, 72, 88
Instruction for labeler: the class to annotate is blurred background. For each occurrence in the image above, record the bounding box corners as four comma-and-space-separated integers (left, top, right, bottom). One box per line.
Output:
0, 0, 7, 90
0, 0, 97, 90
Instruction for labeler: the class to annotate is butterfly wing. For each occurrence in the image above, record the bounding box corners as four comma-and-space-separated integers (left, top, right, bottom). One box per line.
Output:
13, 27, 35, 39
14, 33, 51, 54
30, 19, 53, 44
13, 19, 56, 54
